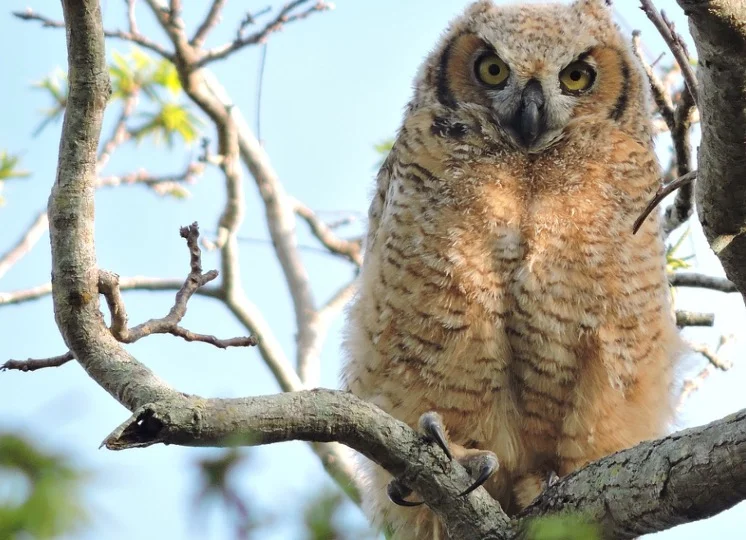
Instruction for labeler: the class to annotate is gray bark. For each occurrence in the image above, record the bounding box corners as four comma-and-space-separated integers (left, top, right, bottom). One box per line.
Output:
677, 0, 746, 301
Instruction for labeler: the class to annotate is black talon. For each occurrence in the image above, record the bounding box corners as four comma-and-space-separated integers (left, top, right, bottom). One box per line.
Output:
546, 469, 559, 488
387, 479, 424, 507
419, 412, 452, 460
459, 454, 498, 497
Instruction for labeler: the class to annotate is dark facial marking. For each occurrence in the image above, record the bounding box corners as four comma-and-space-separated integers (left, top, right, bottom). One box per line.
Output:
610, 53, 631, 121
431, 116, 468, 138
436, 35, 461, 108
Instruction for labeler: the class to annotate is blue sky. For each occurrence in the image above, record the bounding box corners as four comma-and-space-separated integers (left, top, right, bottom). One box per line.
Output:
1, 1, 745, 538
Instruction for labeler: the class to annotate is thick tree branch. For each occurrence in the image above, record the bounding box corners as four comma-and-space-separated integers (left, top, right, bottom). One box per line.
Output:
103, 389, 513, 539
100, 388, 746, 540
47, 0, 180, 410
675, 0, 746, 299
522, 408, 746, 539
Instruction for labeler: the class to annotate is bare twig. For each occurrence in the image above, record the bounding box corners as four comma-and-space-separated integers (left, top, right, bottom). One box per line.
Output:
14, 9, 174, 60
663, 88, 696, 235
676, 310, 714, 327
126, 0, 138, 34
1, 351, 74, 372
293, 199, 363, 267
632, 30, 675, 130
97, 162, 204, 193
688, 341, 732, 370
0, 276, 222, 307
639, 0, 699, 107
678, 335, 735, 409
197, 1, 333, 67
191, 0, 227, 48
0, 211, 49, 280
633, 170, 697, 234
97, 224, 256, 349
97, 94, 138, 173
669, 272, 738, 293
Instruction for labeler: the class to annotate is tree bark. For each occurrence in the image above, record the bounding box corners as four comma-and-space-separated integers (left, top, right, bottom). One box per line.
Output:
677, 0, 746, 299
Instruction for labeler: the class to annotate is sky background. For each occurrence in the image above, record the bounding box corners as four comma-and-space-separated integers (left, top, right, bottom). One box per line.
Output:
1, 0, 745, 538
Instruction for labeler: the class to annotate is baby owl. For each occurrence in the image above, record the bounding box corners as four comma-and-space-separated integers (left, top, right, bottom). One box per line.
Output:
343, 0, 681, 538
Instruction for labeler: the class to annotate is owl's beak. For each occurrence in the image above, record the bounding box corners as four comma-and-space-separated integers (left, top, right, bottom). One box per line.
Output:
514, 80, 546, 147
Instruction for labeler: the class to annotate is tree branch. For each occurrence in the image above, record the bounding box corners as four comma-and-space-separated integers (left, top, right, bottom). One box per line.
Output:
14, 8, 174, 60
102, 389, 513, 539
639, 0, 699, 106
1, 351, 74, 372
676, 310, 714, 327
522, 408, 746, 538
674, 0, 746, 300
632, 170, 696, 234
293, 199, 363, 267
668, 272, 738, 293
0, 276, 222, 307
196, 1, 333, 67
96, 223, 256, 349
191, 0, 227, 48
0, 211, 48, 280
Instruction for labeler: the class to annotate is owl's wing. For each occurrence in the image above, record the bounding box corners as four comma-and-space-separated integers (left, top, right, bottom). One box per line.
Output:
365, 141, 398, 252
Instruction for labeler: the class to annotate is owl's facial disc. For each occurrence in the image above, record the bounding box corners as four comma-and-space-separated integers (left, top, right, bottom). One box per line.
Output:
512, 80, 546, 148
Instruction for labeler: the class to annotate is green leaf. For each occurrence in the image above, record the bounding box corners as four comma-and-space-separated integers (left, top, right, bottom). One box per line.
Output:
666, 228, 692, 272
31, 70, 68, 136
524, 514, 601, 540
132, 102, 201, 147
0, 152, 31, 182
152, 59, 182, 96
373, 138, 394, 170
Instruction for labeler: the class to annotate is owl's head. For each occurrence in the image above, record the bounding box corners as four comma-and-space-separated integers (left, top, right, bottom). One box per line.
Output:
411, 0, 648, 154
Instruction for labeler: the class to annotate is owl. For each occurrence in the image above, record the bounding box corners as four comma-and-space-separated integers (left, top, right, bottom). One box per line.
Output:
342, 0, 681, 538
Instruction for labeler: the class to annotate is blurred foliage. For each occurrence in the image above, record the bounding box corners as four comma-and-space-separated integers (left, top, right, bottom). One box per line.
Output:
34, 47, 201, 148
32, 68, 68, 137
524, 514, 601, 540
194, 448, 258, 539
302, 489, 378, 540
0, 151, 31, 205
0, 433, 87, 539
666, 227, 693, 272
373, 138, 394, 170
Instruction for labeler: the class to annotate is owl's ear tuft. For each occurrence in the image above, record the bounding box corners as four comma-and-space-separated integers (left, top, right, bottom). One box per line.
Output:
573, 0, 612, 13
464, 0, 494, 18
572, 0, 612, 22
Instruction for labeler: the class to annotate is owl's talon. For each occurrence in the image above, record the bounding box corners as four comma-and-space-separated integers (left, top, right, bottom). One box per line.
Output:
418, 411, 453, 460
458, 452, 499, 497
387, 479, 424, 507
546, 469, 560, 489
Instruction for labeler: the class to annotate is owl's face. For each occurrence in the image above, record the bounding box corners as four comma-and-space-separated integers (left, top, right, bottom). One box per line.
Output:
413, 0, 644, 154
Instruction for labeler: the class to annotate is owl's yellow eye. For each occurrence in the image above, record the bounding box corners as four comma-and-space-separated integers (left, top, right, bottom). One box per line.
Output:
475, 53, 510, 87
559, 61, 596, 94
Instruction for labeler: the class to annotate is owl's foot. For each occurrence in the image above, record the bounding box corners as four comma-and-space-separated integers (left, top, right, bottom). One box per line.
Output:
386, 411, 499, 507
513, 468, 561, 509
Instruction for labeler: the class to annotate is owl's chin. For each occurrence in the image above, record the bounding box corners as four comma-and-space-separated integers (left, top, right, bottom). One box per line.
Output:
501, 126, 565, 155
